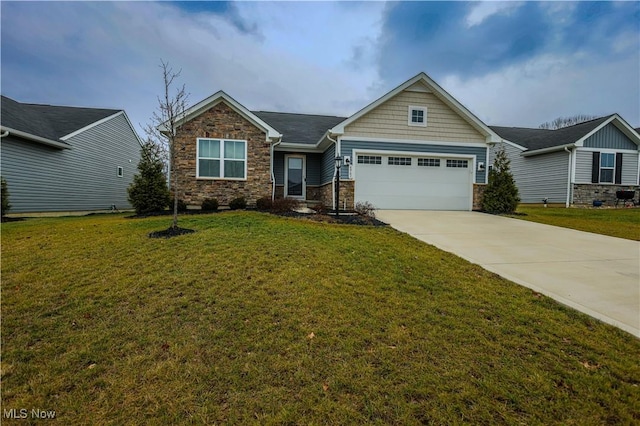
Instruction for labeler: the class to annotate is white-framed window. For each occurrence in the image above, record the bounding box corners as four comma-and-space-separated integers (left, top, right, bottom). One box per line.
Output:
408, 106, 427, 127
388, 157, 412, 166
117, 166, 123, 178
197, 138, 247, 179
357, 155, 382, 165
418, 158, 440, 167
599, 152, 615, 183
446, 159, 468, 168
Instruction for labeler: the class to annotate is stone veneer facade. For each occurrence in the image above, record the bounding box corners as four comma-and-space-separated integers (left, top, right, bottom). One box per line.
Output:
572, 184, 638, 206
173, 102, 272, 207
472, 184, 486, 211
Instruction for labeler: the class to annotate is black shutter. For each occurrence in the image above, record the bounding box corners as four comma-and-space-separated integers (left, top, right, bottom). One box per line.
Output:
591, 152, 600, 183
615, 153, 623, 184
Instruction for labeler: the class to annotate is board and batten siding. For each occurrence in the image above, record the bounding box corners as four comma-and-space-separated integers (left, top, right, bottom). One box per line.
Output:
341, 140, 487, 183
491, 142, 569, 204
583, 123, 637, 150
1, 113, 141, 212
574, 149, 639, 185
343, 84, 486, 143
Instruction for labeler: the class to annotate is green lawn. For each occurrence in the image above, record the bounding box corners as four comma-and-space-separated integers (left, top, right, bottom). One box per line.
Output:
2, 212, 639, 424
512, 205, 640, 241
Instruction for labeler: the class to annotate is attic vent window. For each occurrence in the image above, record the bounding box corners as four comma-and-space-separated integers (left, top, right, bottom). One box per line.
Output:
117, 166, 124, 178
408, 106, 427, 127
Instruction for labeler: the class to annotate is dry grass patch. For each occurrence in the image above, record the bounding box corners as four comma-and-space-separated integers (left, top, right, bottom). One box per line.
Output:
511, 205, 640, 240
2, 212, 639, 424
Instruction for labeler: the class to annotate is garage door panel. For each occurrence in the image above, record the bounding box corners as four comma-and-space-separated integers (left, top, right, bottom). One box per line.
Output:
354, 154, 472, 210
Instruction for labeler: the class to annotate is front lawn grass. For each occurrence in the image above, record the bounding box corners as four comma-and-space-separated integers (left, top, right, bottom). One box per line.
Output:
2, 212, 639, 424
512, 205, 640, 241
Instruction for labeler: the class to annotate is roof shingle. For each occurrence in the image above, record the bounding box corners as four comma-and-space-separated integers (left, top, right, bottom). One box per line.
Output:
1, 95, 120, 141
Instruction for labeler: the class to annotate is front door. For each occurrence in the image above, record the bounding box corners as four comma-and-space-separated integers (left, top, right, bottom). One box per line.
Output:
285, 155, 305, 199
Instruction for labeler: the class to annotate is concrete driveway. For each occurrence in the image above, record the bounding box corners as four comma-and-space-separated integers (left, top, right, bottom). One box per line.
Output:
377, 210, 640, 337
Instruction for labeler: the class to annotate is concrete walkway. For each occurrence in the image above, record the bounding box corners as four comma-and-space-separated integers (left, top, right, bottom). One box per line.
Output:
377, 210, 640, 337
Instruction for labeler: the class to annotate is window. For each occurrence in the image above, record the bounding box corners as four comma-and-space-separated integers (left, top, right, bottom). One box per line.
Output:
357, 155, 382, 164
388, 157, 412, 166
197, 138, 246, 179
599, 152, 614, 183
117, 166, 123, 178
408, 106, 427, 127
446, 159, 468, 168
418, 158, 440, 167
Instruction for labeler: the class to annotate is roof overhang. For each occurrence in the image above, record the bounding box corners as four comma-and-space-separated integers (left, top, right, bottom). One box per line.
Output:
522, 143, 575, 157
158, 91, 282, 142
328, 72, 501, 144
0, 126, 71, 149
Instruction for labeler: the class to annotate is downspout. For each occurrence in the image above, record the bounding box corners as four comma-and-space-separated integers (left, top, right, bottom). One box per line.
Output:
564, 146, 573, 208
270, 136, 283, 201
326, 133, 339, 210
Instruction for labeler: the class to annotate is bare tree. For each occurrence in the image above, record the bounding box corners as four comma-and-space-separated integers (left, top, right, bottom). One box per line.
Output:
539, 114, 598, 130
147, 60, 189, 230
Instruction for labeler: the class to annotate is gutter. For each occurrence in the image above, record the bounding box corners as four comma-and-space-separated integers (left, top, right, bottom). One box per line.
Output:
522, 143, 574, 157
326, 132, 339, 210
0, 126, 71, 149
270, 136, 283, 200
564, 146, 573, 208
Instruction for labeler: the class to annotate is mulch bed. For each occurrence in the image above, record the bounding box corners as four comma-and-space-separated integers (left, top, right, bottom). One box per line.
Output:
148, 226, 196, 239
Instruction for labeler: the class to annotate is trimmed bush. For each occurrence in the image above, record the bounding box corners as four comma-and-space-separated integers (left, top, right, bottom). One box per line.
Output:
355, 201, 376, 219
270, 198, 300, 213
482, 145, 520, 214
127, 143, 170, 214
201, 198, 219, 212
1, 176, 11, 217
256, 197, 272, 211
229, 196, 247, 210
177, 199, 188, 213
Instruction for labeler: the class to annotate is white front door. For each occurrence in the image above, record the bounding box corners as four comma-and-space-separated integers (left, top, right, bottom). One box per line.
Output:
285, 155, 306, 199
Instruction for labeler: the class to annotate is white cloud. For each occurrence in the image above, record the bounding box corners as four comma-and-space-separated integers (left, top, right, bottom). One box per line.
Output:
465, 1, 523, 28
441, 52, 640, 128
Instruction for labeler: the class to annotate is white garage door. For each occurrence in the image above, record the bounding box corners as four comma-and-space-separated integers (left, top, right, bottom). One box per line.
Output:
354, 153, 473, 210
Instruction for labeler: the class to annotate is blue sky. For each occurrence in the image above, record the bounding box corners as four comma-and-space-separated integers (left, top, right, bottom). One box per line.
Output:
2, 1, 639, 135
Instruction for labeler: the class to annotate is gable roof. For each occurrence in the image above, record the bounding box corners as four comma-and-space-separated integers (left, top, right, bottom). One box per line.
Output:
169, 91, 282, 141
490, 114, 639, 155
1, 95, 121, 148
329, 72, 501, 143
252, 111, 345, 145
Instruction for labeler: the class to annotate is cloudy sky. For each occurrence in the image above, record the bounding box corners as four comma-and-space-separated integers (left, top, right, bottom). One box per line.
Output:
2, 1, 639, 136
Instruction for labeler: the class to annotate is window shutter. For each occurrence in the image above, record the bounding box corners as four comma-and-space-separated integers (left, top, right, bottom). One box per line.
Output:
615, 153, 623, 184
591, 152, 600, 183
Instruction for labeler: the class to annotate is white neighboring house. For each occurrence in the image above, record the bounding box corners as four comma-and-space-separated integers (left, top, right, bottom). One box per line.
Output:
1, 95, 142, 213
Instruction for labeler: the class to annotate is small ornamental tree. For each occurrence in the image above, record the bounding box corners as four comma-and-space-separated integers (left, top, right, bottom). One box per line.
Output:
482, 145, 520, 214
1, 176, 11, 217
127, 141, 171, 215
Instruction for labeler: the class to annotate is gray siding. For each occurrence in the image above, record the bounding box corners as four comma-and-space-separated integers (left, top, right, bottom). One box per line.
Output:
321, 144, 336, 184
341, 140, 487, 183
491, 142, 569, 204
1, 113, 141, 212
574, 149, 639, 185
583, 123, 637, 150
306, 153, 322, 186
273, 151, 284, 185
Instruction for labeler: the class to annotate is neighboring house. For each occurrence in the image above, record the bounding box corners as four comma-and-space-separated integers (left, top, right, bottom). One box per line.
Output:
171, 72, 501, 211
1, 95, 142, 213
490, 115, 640, 206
